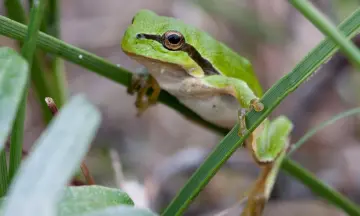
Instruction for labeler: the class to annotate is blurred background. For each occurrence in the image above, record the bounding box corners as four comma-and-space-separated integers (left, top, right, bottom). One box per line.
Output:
1, 0, 360, 215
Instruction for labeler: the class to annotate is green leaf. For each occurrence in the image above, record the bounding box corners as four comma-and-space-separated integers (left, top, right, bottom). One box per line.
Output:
80, 205, 158, 216
2, 95, 101, 216
0, 47, 28, 151
58, 186, 134, 216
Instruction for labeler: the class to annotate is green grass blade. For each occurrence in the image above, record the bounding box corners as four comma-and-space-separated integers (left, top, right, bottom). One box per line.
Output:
50, 58, 67, 106
289, 0, 360, 69
288, 107, 360, 156
9, 0, 47, 183
44, 0, 67, 106
279, 108, 360, 216
4, 0, 27, 23
2, 95, 101, 216
0, 150, 8, 197
0, 47, 29, 196
161, 8, 360, 216
282, 160, 360, 215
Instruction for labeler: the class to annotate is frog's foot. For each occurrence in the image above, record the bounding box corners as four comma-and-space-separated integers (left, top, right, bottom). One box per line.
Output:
127, 73, 146, 95
237, 100, 264, 137
148, 76, 161, 104
250, 98, 264, 112
238, 108, 249, 137
128, 73, 161, 116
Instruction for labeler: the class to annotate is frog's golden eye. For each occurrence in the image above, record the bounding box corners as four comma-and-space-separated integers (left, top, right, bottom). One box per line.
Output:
163, 31, 185, 50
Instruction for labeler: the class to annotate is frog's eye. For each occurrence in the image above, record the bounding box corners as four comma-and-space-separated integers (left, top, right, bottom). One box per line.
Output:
163, 31, 185, 50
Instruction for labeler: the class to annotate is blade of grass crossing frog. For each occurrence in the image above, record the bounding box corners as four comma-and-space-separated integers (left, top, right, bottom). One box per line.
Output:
162, 8, 360, 216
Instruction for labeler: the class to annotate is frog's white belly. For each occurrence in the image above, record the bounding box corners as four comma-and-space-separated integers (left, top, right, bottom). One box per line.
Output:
153, 69, 240, 129
178, 95, 239, 129
132, 57, 240, 129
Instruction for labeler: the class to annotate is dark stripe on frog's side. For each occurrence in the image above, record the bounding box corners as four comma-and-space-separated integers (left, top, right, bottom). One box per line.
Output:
139, 34, 220, 76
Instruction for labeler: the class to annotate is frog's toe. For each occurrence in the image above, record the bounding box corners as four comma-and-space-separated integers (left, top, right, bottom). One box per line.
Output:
237, 108, 248, 137
128, 74, 146, 94
148, 76, 161, 105
250, 98, 264, 112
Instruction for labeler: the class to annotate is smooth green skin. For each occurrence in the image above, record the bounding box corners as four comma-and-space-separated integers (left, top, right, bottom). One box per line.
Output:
121, 9, 292, 163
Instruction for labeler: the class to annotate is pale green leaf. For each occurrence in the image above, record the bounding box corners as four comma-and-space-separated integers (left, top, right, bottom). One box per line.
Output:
80, 205, 158, 216
0, 47, 28, 150
58, 186, 134, 216
2, 95, 101, 216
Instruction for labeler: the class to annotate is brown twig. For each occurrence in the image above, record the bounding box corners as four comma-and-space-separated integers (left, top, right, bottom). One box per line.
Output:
44, 97, 58, 115
80, 161, 96, 185
45, 97, 95, 185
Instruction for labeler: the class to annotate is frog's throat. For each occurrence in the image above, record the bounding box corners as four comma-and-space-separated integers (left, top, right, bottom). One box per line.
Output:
123, 51, 191, 76
137, 33, 220, 76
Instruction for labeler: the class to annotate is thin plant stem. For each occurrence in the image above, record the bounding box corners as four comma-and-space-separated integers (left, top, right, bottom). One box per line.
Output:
45, 0, 67, 106
288, 108, 360, 156
9, 0, 48, 182
282, 160, 360, 216
289, 0, 360, 69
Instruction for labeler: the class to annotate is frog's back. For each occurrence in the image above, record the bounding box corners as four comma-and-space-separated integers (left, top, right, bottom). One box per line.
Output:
187, 29, 264, 97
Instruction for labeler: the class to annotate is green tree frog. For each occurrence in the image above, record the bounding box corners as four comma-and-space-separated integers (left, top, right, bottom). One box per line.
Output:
121, 10, 293, 215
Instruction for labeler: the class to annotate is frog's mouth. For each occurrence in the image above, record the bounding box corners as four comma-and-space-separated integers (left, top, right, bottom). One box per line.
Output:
123, 51, 191, 79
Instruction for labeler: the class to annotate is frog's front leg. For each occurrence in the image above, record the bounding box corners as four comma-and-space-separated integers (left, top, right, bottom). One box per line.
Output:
127, 70, 161, 116
200, 75, 264, 136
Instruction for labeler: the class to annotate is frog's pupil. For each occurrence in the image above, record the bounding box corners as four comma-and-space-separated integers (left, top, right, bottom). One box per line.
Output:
168, 34, 181, 44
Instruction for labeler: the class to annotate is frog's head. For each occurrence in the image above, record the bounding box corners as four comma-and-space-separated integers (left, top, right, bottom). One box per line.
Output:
121, 10, 212, 78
